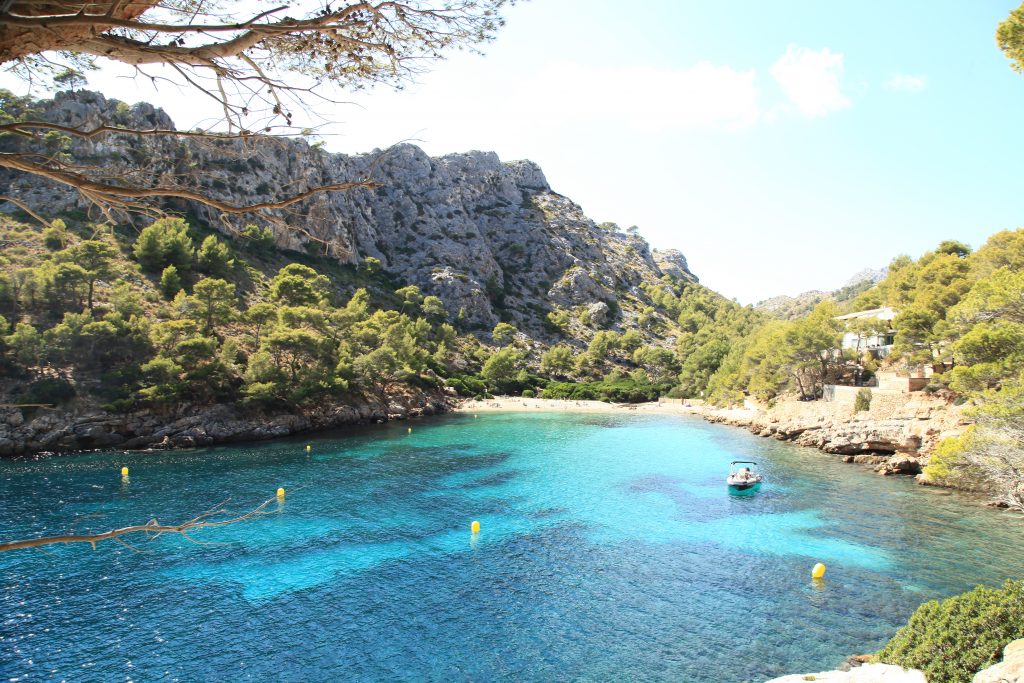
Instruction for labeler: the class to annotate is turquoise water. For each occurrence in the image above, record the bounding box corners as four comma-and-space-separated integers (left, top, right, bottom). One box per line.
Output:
2, 412, 1023, 682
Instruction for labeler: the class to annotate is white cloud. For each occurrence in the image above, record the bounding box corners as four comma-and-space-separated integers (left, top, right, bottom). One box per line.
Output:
883, 73, 927, 93
770, 45, 851, 117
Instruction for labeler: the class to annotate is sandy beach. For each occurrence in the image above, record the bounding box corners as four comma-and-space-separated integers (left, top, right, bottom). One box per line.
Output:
453, 395, 717, 416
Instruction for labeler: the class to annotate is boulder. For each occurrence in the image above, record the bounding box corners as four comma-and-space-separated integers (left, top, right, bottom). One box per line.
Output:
974, 638, 1024, 683
586, 301, 611, 326
875, 455, 922, 476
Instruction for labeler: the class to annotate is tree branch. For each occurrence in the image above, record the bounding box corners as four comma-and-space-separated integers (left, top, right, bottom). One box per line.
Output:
0, 496, 278, 553
0, 152, 379, 214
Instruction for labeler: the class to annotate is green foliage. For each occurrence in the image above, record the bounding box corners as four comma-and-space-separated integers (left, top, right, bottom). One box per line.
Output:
854, 387, 872, 412
540, 344, 574, 377
269, 263, 330, 307
133, 217, 195, 273
395, 285, 423, 311
5, 322, 42, 368
196, 235, 235, 276
946, 267, 1024, 394
875, 580, 1024, 683
541, 377, 670, 403
180, 278, 235, 334
922, 426, 977, 483
998, 2, 1024, 73
240, 224, 275, 254
491, 321, 517, 345
359, 256, 382, 276
480, 347, 523, 392
20, 377, 76, 405
446, 374, 488, 397
421, 295, 446, 319
546, 309, 570, 332
54, 239, 118, 310
632, 345, 677, 384
160, 265, 182, 299
42, 219, 69, 250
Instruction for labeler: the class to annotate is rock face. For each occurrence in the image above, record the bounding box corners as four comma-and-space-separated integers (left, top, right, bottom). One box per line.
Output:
700, 390, 965, 472
974, 639, 1024, 683
0, 91, 698, 330
765, 663, 926, 683
0, 391, 448, 456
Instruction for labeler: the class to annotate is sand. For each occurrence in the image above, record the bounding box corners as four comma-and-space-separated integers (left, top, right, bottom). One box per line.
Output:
452, 396, 707, 416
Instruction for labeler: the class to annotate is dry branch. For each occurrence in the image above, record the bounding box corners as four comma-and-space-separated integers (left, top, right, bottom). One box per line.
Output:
0, 496, 279, 553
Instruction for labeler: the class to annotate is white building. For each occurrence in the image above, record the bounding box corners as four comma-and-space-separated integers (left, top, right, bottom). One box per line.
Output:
835, 307, 897, 356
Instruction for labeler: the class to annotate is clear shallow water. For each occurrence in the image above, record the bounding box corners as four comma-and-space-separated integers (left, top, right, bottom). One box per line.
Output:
1, 412, 1023, 682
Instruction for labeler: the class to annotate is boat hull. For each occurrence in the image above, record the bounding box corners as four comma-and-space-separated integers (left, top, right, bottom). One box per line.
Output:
727, 481, 762, 496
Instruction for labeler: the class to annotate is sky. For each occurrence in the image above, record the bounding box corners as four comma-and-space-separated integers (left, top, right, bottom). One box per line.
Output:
6, 0, 1024, 303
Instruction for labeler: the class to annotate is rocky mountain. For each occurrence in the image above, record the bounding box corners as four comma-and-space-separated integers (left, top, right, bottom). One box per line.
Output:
0, 91, 698, 333
756, 266, 887, 319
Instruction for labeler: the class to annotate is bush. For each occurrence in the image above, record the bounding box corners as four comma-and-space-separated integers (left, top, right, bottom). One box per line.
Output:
133, 217, 194, 272
446, 375, 488, 397
21, 377, 76, 405
160, 265, 182, 299
541, 379, 671, 403
854, 387, 872, 412
521, 389, 535, 398
875, 580, 1024, 683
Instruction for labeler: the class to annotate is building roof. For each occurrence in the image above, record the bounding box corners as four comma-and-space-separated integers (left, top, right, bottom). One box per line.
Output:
835, 307, 898, 321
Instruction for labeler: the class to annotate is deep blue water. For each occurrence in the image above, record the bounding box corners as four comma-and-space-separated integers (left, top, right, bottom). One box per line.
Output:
2, 412, 1023, 682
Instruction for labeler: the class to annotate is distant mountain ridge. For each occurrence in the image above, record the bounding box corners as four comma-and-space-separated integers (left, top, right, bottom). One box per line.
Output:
756, 266, 888, 319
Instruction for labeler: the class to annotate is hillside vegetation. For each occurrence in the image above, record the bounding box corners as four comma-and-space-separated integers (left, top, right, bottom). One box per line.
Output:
0, 211, 756, 416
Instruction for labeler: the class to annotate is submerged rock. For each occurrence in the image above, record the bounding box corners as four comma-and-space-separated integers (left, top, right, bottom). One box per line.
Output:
765, 663, 926, 682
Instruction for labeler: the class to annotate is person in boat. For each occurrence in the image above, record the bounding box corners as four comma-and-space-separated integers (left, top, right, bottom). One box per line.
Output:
737, 467, 753, 482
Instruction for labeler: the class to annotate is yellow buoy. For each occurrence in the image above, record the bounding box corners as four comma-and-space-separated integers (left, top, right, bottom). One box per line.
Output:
471, 520, 481, 534
305, 444, 311, 452
121, 466, 129, 477
812, 562, 827, 579
408, 427, 412, 433
277, 487, 285, 499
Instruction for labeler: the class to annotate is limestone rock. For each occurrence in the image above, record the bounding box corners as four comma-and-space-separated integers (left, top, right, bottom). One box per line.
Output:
765, 663, 926, 682
0, 389, 450, 457
875, 455, 922, 476
652, 248, 698, 283
0, 91, 697, 332
974, 638, 1024, 683
585, 301, 611, 326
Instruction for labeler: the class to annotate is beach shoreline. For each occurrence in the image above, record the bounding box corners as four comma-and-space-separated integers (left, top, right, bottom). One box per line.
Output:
450, 395, 756, 419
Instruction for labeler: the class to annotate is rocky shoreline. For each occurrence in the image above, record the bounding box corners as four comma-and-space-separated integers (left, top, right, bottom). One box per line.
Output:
697, 390, 967, 479
765, 638, 1024, 682
0, 389, 450, 457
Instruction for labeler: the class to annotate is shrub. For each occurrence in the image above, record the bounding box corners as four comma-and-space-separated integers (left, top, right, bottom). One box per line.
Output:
241, 224, 275, 254
854, 387, 872, 412
160, 265, 183, 299
541, 379, 670, 403
133, 217, 194, 272
42, 219, 70, 250
875, 580, 1024, 683
521, 389, 535, 398
21, 377, 76, 405
446, 375, 488, 397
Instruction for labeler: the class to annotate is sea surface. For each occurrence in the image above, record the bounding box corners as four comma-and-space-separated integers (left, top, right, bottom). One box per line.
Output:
1, 412, 1023, 682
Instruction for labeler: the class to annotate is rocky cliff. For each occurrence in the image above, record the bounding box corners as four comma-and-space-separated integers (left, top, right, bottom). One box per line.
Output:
0, 90, 697, 331
700, 390, 966, 479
